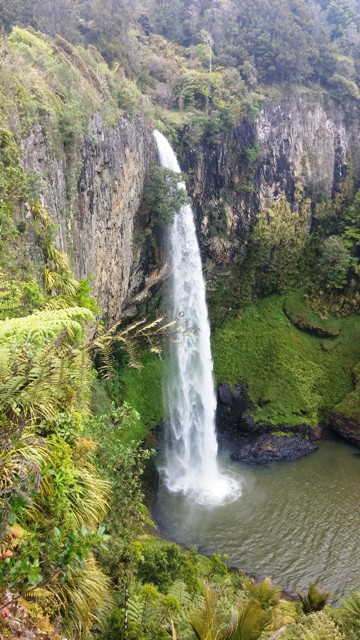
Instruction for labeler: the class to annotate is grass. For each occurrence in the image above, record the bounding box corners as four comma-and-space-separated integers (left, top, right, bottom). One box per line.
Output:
117, 350, 165, 442
212, 294, 360, 427
90, 350, 165, 446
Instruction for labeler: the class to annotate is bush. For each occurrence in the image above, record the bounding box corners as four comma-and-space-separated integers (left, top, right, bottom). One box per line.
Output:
318, 236, 352, 290
145, 165, 189, 226
136, 542, 185, 592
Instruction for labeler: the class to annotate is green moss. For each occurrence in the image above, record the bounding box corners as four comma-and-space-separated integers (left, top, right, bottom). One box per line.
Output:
117, 351, 165, 440
333, 363, 360, 422
284, 291, 341, 337
212, 295, 360, 427
272, 431, 298, 437
91, 377, 114, 417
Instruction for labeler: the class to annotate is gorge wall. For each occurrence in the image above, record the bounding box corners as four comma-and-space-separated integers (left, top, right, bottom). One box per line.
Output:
180, 91, 360, 264
21, 113, 158, 324
17, 90, 360, 324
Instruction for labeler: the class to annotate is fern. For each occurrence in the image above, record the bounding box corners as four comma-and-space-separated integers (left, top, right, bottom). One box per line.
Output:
0, 307, 94, 346
128, 585, 162, 627
168, 580, 193, 610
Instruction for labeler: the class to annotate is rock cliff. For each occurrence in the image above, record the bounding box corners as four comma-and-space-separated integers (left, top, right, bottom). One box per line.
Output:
19, 90, 360, 324
180, 91, 360, 263
22, 114, 159, 324
331, 414, 360, 448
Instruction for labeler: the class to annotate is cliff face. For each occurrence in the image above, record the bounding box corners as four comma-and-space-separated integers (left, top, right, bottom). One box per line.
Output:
181, 92, 360, 263
19, 91, 360, 323
74, 115, 157, 324
22, 114, 158, 324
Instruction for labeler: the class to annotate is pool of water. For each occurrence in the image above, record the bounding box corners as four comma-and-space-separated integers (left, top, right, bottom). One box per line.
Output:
154, 440, 360, 596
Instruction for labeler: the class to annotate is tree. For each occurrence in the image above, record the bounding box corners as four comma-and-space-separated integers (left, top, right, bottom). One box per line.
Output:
199, 29, 214, 72
342, 189, 360, 257
145, 166, 189, 226
318, 235, 352, 289
248, 192, 311, 295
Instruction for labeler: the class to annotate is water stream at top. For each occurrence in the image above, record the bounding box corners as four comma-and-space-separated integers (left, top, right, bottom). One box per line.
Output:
153, 130, 239, 505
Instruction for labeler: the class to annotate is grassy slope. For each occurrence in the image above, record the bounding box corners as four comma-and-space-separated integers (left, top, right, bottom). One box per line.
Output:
212, 294, 360, 427
115, 351, 165, 443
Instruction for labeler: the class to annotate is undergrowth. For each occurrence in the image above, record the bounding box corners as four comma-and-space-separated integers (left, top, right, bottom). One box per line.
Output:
106, 351, 165, 443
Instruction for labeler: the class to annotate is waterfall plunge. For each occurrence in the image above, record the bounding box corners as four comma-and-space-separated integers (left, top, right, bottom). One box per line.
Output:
154, 130, 239, 505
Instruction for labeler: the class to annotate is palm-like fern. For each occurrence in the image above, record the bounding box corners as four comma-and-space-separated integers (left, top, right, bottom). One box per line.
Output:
189, 585, 228, 640
297, 583, 330, 615
227, 599, 271, 640
244, 577, 281, 609
94, 316, 178, 373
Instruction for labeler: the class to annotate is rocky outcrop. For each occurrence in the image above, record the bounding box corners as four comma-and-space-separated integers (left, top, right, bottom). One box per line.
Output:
216, 383, 323, 463
74, 114, 158, 324
0, 589, 66, 640
231, 433, 318, 464
331, 414, 360, 448
22, 114, 160, 324
180, 91, 360, 264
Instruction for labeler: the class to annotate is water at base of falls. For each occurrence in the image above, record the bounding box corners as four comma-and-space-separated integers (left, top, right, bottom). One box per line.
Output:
154, 130, 240, 506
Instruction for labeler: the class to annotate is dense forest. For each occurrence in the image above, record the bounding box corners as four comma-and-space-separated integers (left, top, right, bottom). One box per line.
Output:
1, 0, 360, 639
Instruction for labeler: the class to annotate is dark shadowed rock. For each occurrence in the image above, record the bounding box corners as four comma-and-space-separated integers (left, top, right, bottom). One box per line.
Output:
331, 414, 360, 448
231, 434, 318, 464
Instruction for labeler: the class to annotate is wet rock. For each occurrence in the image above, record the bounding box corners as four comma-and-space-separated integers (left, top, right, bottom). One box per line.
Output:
231, 433, 318, 464
331, 414, 360, 448
179, 92, 360, 272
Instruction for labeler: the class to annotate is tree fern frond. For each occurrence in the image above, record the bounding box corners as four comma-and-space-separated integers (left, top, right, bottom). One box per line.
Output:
168, 581, 192, 609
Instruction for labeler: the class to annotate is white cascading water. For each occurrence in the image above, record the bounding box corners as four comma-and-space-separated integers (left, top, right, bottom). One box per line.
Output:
154, 130, 239, 505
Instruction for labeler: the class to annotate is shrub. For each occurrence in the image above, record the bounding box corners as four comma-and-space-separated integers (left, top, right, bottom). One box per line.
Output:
297, 583, 330, 614
145, 165, 189, 226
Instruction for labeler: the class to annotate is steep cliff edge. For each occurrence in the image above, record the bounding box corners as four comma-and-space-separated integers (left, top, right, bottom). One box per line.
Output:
22, 114, 158, 325
1, 27, 162, 325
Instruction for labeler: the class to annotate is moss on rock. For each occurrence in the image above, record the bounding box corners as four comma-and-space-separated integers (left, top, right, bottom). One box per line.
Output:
212, 294, 360, 427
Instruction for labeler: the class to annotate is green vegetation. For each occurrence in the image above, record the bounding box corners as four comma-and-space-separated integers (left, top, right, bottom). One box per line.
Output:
333, 362, 360, 422
284, 291, 341, 338
297, 583, 330, 615
102, 350, 165, 440
1, 2, 360, 639
212, 295, 360, 426
145, 166, 190, 226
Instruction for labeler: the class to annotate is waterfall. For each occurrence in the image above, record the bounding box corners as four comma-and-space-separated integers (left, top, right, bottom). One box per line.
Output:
154, 130, 239, 505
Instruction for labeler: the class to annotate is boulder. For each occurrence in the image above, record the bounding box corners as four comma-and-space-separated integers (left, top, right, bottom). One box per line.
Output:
231, 434, 318, 464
